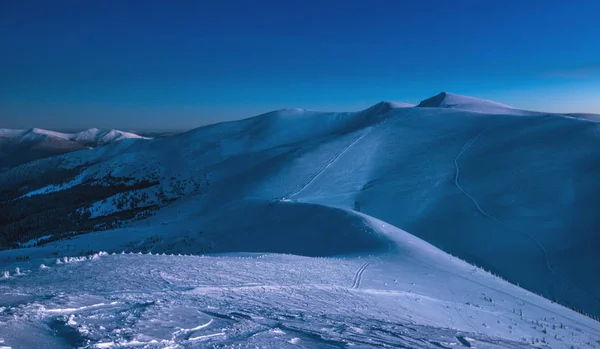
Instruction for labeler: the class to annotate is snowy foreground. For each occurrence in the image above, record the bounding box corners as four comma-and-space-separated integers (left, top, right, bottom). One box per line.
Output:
1, 241, 599, 348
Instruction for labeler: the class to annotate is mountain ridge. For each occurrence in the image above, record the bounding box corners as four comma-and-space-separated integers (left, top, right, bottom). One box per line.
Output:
417, 91, 515, 111
0, 127, 149, 145
0, 127, 151, 171
1, 93, 599, 320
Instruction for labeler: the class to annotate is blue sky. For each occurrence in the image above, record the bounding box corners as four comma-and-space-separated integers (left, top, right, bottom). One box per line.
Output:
1, 0, 599, 130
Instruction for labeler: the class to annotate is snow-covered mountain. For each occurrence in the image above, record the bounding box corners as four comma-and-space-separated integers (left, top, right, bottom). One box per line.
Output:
1, 93, 599, 347
417, 92, 536, 115
70, 128, 148, 145
0, 128, 150, 171
418, 91, 512, 109
0, 127, 148, 145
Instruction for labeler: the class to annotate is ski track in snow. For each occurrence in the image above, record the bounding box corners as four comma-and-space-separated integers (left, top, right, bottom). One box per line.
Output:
351, 261, 371, 289
287, 123, 379, 199
453, 126, 552, 268
453, 128, 600, 306
446, 276, 482, 336
1, 252, 599, 348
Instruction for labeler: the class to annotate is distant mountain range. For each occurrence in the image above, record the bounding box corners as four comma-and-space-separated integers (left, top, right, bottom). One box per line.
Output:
1, 92, 599, 321
0, 128, 150, 170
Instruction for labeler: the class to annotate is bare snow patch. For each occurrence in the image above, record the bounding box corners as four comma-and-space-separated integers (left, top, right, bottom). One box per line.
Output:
19, 173, 86, 198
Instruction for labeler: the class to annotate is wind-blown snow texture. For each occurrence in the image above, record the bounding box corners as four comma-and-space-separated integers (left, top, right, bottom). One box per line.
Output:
2, 220, 600, 348
1, 93, 599, 348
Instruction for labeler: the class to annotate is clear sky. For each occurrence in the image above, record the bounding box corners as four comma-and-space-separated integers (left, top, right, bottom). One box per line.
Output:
1, 0, 599, 131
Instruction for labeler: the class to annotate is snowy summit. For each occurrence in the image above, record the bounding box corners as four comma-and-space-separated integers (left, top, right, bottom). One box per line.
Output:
417, 92, 517, 113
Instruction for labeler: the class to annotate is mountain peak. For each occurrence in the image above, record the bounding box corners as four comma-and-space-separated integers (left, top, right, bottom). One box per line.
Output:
365, 101, 414, 114
23, 128, 70, 141
417, 92, 512, 112
416, 92, 449, 108
379, 101, 415, 108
